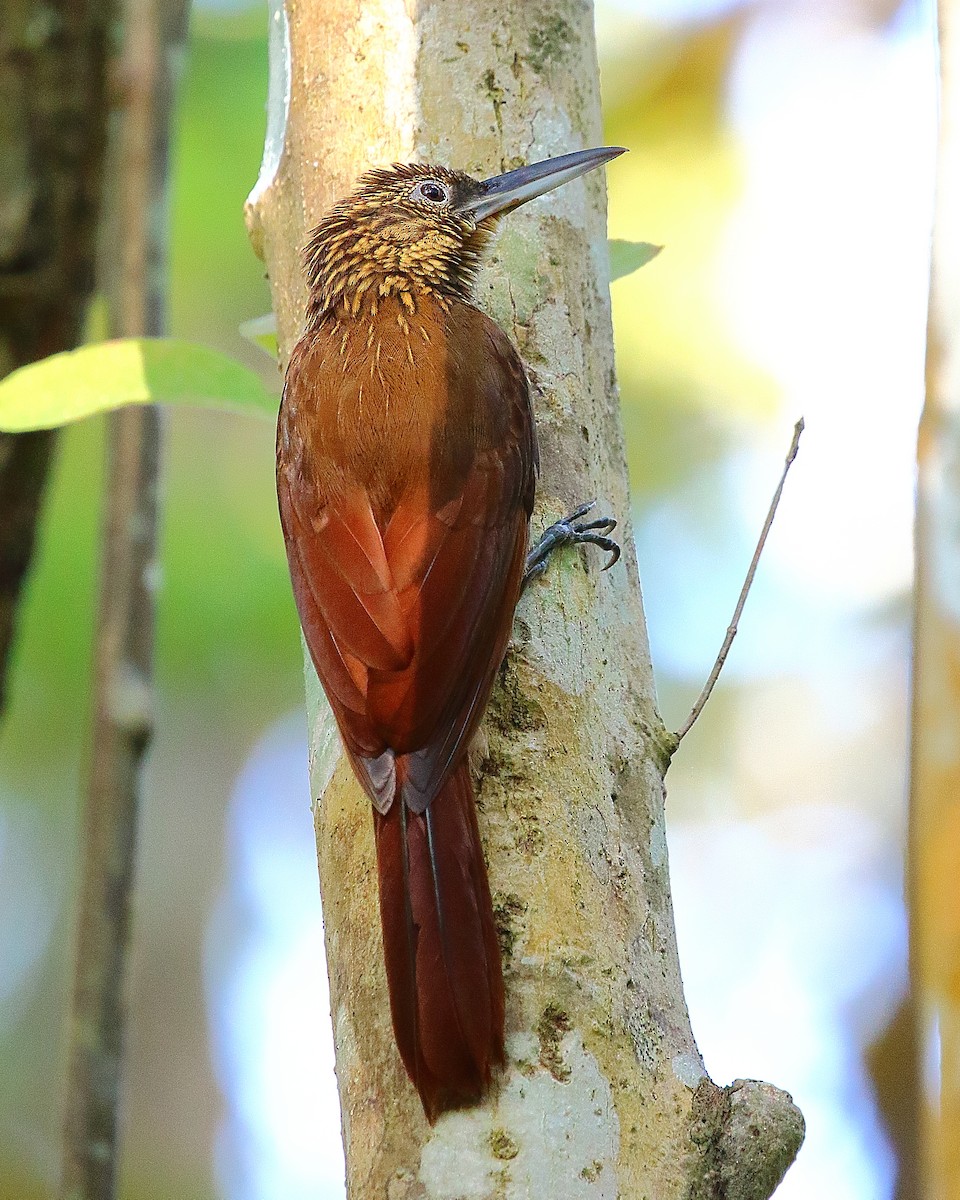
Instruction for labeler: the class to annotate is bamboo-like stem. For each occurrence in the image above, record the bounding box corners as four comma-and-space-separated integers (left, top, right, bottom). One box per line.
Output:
59, 0, 188, 1195
911, 0, 960, 1195
247, 3, 804, 1195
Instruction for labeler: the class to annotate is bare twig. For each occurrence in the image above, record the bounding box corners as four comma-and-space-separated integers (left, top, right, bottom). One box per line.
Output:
59, 0, 188, 1196
675, 419, 804, 744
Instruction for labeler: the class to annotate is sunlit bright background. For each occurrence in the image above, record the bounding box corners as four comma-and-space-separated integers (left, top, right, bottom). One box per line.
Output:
0, 0, 936, 1197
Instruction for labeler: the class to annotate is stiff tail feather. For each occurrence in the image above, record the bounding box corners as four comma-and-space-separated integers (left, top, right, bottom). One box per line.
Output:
372, 760, 505, 1120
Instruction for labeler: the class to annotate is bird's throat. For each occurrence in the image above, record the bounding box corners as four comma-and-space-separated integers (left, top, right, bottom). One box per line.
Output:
302, 210, 492, 323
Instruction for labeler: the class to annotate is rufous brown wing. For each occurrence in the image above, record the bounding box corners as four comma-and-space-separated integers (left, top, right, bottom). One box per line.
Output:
278, 294, 535, 1118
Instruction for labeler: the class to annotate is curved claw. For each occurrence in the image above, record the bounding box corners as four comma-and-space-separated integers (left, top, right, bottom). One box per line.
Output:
568, 528, 620, 570
574, 516, 618, 537
595, 535, 621, 571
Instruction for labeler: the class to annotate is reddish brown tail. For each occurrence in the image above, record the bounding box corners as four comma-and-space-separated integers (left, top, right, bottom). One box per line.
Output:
372, 760, 505, 1121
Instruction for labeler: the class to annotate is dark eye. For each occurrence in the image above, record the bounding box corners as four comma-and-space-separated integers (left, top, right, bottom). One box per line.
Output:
412, 180, 450, 205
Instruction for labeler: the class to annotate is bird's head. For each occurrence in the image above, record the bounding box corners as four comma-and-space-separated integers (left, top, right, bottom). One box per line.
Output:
303, 147, 625, 317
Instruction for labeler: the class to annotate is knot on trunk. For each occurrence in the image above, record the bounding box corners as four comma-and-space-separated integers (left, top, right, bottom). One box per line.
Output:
687, 1077, 805, 1200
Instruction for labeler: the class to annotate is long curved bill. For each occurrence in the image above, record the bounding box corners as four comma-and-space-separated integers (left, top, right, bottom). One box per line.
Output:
458, 146, 627, 222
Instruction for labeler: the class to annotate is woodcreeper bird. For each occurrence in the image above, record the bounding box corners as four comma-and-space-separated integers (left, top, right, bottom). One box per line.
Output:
277, 146, 624, 1119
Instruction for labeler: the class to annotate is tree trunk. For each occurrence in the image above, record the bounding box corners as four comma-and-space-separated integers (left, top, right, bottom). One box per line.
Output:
912, 0, 960, 1194
0, 0, 113, 716
246, 2, 804, 1195
59, 0, 188, 1195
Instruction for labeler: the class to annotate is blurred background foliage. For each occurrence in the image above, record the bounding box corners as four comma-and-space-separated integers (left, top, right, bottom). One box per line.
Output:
0, 0, 936, 1197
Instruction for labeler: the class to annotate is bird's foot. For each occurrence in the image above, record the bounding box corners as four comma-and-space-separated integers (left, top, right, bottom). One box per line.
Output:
523, 500, 620, 590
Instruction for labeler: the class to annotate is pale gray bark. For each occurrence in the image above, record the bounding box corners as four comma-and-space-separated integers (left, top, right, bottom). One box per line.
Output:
246, 2, 804, 1196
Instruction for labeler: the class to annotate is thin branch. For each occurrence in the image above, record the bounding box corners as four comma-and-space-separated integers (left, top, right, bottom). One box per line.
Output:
674, 418, 804, 744
59, 0, 188, 1195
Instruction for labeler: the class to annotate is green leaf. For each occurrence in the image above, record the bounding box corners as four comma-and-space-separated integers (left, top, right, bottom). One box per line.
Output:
239, 312, 279, 361
608, 239, 662, 283
0, 338, 279, 432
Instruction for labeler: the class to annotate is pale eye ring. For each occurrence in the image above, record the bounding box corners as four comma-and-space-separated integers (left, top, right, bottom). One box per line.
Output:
411, 179, 450, 205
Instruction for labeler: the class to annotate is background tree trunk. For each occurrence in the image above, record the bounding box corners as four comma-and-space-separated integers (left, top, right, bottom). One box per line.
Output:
59, 0, 189, 1195
912, 0, 960, 1194
0, 0, 113, 716
246, 2, 804, 1195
